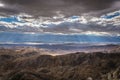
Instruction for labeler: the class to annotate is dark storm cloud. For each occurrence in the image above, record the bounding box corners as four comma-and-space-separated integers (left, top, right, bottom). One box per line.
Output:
41, 21, 120, 34
0, 0, 120, 35
0, 7, 20, 16
0, 0, 119, 17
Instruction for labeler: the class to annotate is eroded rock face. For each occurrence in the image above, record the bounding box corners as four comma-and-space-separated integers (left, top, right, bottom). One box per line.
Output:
3, 70, 55, 80
0, 48, 120, 80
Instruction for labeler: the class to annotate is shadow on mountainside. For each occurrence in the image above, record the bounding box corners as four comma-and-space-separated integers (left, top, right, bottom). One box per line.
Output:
0, 47, 120, 80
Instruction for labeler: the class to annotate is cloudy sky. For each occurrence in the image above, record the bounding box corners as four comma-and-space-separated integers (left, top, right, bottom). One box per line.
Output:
0, 0, 120, 16
0, 0, 120, 36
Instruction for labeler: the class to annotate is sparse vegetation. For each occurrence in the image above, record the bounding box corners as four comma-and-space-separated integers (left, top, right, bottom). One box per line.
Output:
0, 47, 120, 80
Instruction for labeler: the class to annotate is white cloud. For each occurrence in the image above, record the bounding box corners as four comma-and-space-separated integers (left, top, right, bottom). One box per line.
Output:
0, 1, 5, 7
0, 10, 120, 36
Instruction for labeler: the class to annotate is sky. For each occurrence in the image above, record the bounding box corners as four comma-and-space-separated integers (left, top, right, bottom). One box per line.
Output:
0, 0, 120, 36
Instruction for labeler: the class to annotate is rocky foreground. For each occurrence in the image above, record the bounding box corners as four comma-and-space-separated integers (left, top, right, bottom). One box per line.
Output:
0, 47, 120, 80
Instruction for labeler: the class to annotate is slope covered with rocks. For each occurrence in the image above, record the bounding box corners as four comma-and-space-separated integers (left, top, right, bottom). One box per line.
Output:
0, 47, 120, 80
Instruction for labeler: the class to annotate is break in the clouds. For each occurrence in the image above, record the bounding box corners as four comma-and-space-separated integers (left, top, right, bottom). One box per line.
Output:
0, 10, 120, 36
0, 0, 120, 36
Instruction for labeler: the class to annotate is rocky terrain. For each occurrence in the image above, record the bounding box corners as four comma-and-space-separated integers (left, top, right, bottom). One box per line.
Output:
0, 46, 120, 80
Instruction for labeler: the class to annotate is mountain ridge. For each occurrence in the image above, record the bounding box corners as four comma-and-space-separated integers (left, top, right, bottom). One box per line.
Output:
0, 46, 120, 80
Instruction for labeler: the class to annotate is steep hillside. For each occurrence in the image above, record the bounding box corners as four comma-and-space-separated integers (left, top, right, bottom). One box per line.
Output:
0, 47, 120, 80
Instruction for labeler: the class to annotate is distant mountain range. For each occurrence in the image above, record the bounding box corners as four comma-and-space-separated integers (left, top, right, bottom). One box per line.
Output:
0, 32, 120, 45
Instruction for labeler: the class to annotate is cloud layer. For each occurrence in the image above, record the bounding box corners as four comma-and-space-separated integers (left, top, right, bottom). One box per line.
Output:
0, 10, 120, 36
0, 0, 120, 36
0, 0, 120, 16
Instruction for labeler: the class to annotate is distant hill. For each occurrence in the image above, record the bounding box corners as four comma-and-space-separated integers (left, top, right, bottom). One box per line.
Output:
0, 47, 120, 80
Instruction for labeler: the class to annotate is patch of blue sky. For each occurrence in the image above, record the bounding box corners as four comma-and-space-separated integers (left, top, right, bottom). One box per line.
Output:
0, 16, 23, 23
101, 11, 120, 19
69, 16, 80, 19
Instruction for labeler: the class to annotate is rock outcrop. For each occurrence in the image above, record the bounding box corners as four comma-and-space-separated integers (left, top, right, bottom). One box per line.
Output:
0, 48, 120, 80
